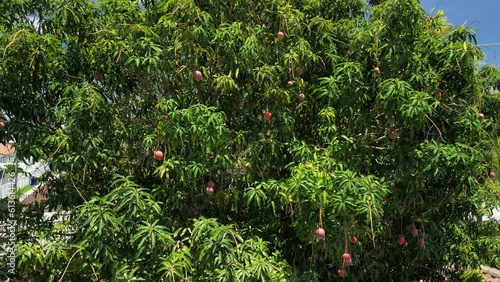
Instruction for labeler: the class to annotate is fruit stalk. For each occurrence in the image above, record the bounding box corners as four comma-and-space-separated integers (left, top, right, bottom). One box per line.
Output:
319, 207, 323, 227
344, 229, 348, 252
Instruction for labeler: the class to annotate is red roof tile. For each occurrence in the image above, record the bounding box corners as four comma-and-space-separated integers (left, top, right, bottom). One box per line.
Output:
20, 185, 49, 205
0, 144, 15, 155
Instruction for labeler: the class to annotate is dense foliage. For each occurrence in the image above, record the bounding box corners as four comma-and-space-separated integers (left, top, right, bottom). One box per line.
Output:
1, 0, 499, 281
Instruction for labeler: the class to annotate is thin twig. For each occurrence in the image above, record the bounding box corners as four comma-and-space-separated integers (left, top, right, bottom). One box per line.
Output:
89, 263, 99, 280
70, 175, 88, 203
58, 249, 81, 282
3, 29, 25, 58
475, 43, 500, 47
373, 135, 388, 142
426, 114, 445, 142
369, 203, 375, 248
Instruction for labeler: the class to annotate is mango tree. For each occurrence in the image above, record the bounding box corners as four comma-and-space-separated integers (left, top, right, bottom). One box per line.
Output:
0, 0, 499, 281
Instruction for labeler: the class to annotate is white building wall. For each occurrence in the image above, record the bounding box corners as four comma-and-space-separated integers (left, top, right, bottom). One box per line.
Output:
0, 149, 48, 199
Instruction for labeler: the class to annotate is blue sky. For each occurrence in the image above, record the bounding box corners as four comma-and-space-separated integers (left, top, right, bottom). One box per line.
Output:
420, 0, 500, 67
